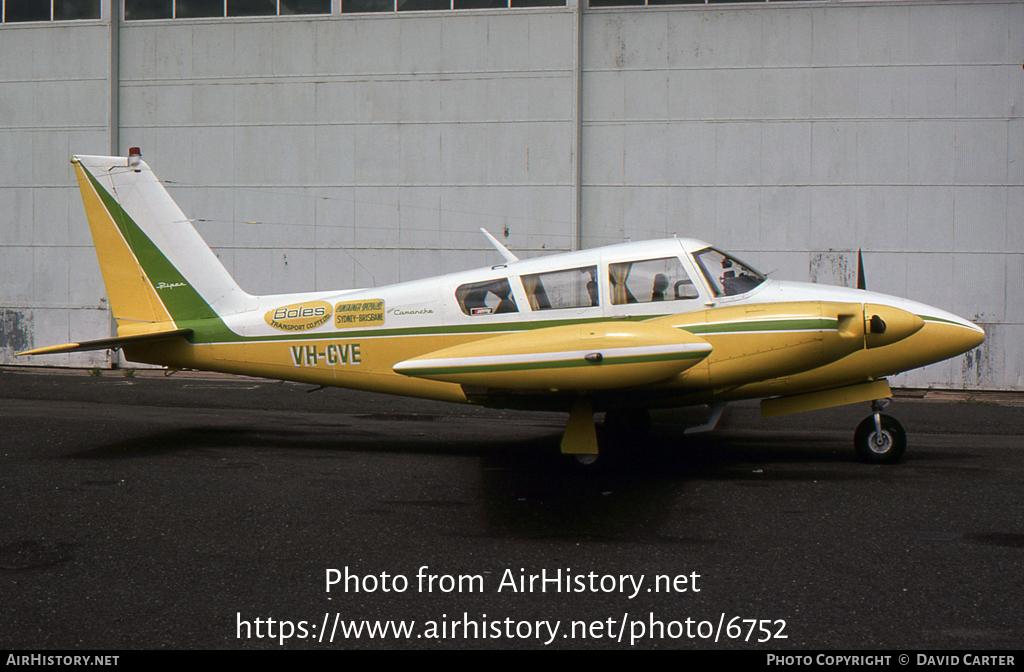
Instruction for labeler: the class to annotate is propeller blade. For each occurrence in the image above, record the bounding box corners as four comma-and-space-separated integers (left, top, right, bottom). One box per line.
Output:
857, 249, 866, 290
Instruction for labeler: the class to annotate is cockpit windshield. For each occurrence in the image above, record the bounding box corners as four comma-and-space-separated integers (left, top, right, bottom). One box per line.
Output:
692, 248, 766, 297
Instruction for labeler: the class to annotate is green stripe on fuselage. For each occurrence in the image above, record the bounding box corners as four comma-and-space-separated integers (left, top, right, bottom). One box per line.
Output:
919, 314, 970, 328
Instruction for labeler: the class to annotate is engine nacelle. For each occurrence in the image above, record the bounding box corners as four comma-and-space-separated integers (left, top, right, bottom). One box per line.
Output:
393, 321, 712, 391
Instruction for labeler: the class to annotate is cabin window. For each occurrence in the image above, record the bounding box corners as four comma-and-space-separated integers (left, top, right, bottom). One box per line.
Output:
455, 279, 518, 316
692, 248, 765, 297
608, 257, 699, 305
521, 266, 599, 311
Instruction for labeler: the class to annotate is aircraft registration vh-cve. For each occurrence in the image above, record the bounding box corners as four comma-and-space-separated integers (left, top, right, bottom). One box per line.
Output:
21, 149, 985, 464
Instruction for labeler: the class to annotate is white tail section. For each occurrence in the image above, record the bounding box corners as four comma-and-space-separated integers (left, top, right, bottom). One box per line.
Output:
75, 154, 256, 319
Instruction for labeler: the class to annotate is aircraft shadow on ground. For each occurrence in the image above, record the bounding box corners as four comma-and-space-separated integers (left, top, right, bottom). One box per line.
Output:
63, 420, 867, 468
60, 421, 890, 541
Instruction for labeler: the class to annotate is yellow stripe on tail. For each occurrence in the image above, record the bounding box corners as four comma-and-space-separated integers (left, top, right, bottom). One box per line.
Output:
73, 159, 176, 336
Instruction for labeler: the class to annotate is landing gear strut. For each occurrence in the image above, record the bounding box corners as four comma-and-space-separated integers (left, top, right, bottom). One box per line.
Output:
560, 407, 654, 465
854, 399, 906, 464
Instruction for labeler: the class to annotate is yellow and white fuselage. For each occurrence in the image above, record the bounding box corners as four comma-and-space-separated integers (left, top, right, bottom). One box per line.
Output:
22, 153, 985, 461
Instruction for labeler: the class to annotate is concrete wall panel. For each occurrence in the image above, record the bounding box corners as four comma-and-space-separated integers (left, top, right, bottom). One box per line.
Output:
272, 22, 317, 76
952, 187, 1008, 253
856, 121, 908, 185
666, 122, 715, 186
666, 186, 715, 241
809, 187, 857, 251
810, 122, 857, 185
761, 9, 812, 67
623, 123, 667, 185
192, 24, 236, 78
906, 186, 954, 253
760, 186, 811, 251
189, 127, 236, 185
155, 24, 194, 80
908, 120, 955, 185
714, 186, 760, 251
0, 189, 33, 246
955, 121, 1009, 185
761, 68, 812, 120
313, 187, 357, 249
907, 66, 956, 118
397, 186, 442, 250
714, 123, 760, 185
760, 122, 810, 186
317, 80, 362, 123
31, 188, 70, 247
0, 246, 35, 305
620, 186, 667, 241
582, 124, 623, 185
624, 70, 667, 121
810, 8, 857, 67
666, 69, 714, 120
809, 66, 859, 120
0, 82, 35, 126
856, 186, 908, 250
711, 69, 761, 120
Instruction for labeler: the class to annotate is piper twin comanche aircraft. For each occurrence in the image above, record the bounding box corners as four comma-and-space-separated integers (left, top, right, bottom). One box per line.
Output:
21, 150, 985, 464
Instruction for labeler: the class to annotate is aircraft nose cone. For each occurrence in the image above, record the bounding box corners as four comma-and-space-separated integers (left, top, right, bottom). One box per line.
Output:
919, 314, 986, 362
961, 322, 986, 352
944, 321, 986, 362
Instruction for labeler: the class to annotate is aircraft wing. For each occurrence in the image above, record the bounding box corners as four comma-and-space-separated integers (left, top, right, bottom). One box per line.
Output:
18, 328, 193, 356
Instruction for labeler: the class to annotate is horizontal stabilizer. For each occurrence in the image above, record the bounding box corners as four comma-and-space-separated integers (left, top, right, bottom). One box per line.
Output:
18, 328, 193, 357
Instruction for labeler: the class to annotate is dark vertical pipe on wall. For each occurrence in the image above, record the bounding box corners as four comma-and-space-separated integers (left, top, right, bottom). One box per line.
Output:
109, 0, 119, 156
109, 0, 120, 349
572, 0, 584, 252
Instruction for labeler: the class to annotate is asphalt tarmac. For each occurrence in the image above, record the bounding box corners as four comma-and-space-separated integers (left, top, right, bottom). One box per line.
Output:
1, 367, 1022, 650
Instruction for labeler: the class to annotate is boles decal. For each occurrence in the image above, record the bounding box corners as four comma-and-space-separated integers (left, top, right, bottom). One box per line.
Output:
264, 301, 333, 332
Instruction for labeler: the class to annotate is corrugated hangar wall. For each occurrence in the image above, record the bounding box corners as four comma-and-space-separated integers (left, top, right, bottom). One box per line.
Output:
0, 0, 1021, 390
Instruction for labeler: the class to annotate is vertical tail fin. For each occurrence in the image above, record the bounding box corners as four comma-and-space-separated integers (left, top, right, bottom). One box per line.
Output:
72, 154, 255, 336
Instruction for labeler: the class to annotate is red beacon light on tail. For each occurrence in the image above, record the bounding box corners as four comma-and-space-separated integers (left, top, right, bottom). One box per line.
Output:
128, 147, 142, 171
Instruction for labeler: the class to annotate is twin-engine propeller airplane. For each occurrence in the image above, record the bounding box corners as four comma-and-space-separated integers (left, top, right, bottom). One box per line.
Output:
21, 150, 985, 464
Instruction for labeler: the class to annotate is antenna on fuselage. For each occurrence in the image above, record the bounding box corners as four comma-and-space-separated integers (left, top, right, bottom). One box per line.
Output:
480, 228, 519, 264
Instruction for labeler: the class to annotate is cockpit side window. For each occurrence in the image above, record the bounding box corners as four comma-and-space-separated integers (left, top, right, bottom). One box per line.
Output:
692, 248, 765, 297
521, 266, 599, 311
455, 278, 518, 316
608, 257, 700, 305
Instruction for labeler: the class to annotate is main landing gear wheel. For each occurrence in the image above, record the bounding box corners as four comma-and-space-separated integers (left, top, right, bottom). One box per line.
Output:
854, 411, 906, 464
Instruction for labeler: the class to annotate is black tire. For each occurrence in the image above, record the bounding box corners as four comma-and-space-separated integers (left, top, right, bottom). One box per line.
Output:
854, 414, 907, 464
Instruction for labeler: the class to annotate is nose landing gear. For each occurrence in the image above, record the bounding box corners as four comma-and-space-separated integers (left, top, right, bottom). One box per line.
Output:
854, 399, 906, 464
